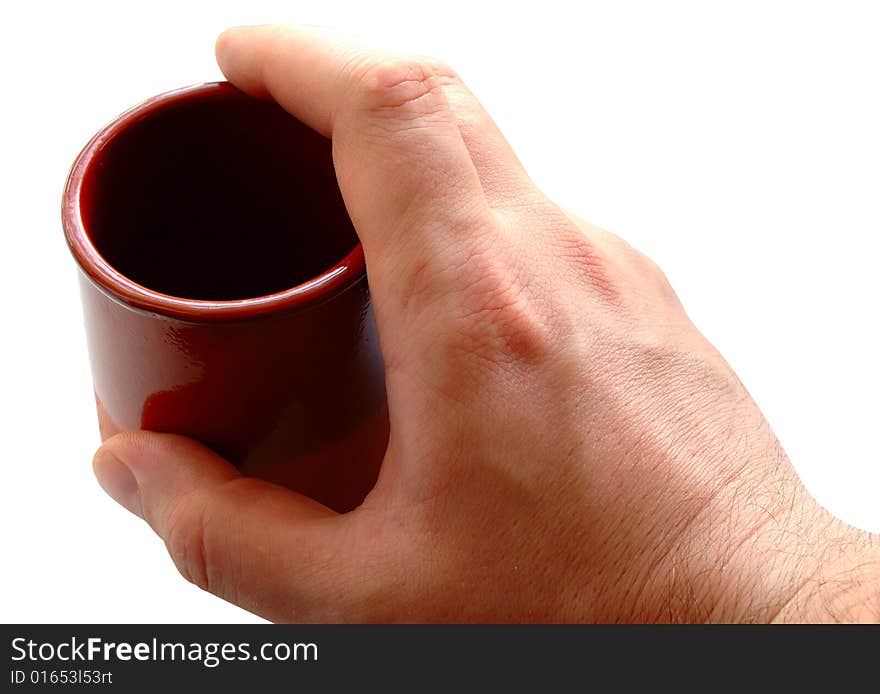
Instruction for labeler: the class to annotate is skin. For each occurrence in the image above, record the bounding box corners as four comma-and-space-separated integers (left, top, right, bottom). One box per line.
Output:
93, 25, 880, 623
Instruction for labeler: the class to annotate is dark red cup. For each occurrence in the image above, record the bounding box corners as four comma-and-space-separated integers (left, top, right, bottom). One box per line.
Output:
62, 82, 388, 512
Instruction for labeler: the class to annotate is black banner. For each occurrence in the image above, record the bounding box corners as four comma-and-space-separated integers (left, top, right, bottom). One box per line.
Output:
2, 625, 874, 690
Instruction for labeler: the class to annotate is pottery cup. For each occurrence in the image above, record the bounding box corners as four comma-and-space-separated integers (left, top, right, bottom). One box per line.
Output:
62, 82, 388, 512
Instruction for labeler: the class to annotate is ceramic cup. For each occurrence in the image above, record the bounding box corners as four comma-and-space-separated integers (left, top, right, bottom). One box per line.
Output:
62, 82, 388, 512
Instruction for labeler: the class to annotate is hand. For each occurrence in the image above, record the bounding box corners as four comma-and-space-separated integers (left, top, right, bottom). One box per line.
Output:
93, 25, 880, 623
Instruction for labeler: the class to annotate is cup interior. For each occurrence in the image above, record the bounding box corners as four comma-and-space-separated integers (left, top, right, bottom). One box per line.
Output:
78, 86, 358, 301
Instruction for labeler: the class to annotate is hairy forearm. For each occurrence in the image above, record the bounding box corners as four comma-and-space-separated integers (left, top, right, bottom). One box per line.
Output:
719, 474, 880, 623
648, 416, 880, 624
772, 539, 880, 623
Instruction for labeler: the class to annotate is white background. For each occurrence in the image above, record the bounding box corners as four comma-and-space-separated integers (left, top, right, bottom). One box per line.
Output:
1, 1, 877, 623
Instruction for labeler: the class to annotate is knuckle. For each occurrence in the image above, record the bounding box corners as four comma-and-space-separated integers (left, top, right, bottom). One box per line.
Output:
626, 245, 668, 284
349, 54, 458, 117
449, 244, 556, 366
545, 214, 679, 309
548, 224, 620, 299
624, 247, 681, 306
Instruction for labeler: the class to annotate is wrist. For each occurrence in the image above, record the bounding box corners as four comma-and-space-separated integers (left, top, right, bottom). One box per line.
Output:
700, 478, 880, 623
771, 540, 880, 623
654, 425, 880, 623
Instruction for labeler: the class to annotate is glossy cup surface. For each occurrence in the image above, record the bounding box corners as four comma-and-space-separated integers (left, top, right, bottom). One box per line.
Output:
63, 82, 388, 512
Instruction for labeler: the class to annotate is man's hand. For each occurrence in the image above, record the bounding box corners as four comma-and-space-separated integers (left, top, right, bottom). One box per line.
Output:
92, 25, 880, 623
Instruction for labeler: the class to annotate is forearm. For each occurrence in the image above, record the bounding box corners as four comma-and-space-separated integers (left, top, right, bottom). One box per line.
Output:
702, 456, 880, 623
772, 534, 880, 623
641, 408, 880, 624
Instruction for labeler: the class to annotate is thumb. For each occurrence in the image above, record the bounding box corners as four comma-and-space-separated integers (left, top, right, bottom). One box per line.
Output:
93, 432, 366, 622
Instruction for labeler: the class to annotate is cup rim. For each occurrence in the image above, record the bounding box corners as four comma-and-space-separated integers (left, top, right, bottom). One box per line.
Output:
62, 81, 366, 322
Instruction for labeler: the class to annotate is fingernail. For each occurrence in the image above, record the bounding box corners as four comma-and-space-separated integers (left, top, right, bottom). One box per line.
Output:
93, 448, 143, 518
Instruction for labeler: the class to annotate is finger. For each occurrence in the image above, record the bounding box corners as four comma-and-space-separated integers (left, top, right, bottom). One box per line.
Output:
442, 79, 541, 208
93, 431, 367, 622
215, 24, 494, 273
